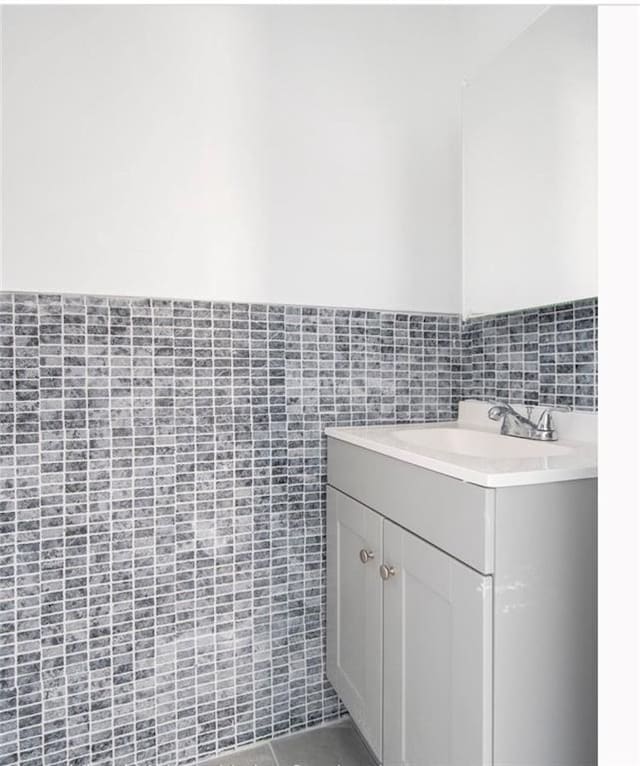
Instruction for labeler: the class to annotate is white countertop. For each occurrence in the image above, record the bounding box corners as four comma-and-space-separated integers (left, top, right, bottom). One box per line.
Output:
325, 400, 597, 488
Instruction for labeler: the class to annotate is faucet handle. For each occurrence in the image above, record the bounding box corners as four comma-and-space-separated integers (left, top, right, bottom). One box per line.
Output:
535, 404, 570, 432
536, 409, 556, 433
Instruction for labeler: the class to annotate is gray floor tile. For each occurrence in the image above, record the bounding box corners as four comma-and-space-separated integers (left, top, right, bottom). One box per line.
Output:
202, 743, 278, 766
271, 722, 376, 766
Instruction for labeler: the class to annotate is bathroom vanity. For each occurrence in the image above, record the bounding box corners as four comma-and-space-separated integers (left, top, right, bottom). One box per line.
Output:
325, 401, 597, 766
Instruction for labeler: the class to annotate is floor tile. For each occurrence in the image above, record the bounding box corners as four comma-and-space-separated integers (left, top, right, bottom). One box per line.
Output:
203, 743, 278, 766
271, 722, 376, 766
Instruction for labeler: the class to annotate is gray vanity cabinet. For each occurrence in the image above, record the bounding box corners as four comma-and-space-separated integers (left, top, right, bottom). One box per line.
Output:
382, 520, 492, 766
326, 438, 597, 766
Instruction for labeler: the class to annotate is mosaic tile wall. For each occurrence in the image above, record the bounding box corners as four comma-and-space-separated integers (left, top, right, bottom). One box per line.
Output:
461, 298, 598, 411
0, 292, 460, 766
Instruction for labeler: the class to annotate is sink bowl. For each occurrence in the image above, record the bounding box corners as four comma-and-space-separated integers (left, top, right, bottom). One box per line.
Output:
392, 427, 573, 458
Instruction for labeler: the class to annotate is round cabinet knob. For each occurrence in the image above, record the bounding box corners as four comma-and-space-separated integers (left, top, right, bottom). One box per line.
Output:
359, 549, 374, 564
379, 564, 396, 580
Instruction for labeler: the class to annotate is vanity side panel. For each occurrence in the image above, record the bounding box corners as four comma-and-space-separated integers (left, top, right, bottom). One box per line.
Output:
327, 438, 495, 574
493, 479, 597, 766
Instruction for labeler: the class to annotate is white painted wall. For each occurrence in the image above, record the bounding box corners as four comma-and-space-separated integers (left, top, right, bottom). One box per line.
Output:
597, 8, 640, 764
0, 5, 541, 313
462, 7, 597, 317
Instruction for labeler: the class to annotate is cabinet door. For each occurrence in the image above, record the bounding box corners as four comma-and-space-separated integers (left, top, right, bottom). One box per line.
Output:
383, 520, 492, 766
327, 487, 383, 760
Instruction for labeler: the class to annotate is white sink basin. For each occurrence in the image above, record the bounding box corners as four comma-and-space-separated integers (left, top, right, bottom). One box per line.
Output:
392, 427, 573, 458
325, 400, 597, 487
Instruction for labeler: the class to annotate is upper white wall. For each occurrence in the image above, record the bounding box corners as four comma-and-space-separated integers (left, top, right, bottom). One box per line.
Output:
462, 6, 597, 317
1, 5, 541, 313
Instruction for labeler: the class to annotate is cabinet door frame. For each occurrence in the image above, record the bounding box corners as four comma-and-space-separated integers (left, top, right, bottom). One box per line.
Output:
327, 487, 384, 760
382, 519, 493, 766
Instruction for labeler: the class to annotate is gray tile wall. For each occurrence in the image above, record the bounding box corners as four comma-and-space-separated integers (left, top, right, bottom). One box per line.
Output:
461, 298, 598, 411
0, 293, 460, 766
0, 292, 599, 765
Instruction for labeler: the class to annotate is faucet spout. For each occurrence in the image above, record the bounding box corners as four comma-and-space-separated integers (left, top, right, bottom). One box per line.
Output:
488, 402, 524, 422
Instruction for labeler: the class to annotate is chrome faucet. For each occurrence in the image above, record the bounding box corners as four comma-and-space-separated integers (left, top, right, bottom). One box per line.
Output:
488, 401, 566, 442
